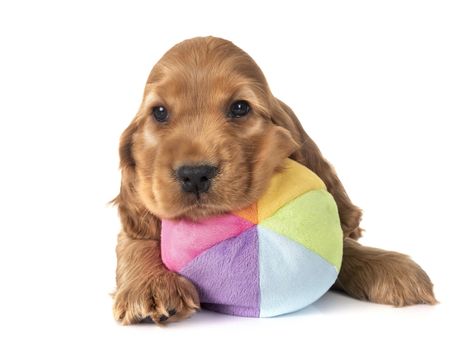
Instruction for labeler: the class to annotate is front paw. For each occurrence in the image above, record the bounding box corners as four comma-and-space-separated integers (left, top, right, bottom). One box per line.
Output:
113, 273, 200, 325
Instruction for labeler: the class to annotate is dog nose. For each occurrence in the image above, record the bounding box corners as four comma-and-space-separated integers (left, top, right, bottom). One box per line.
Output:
175, 165, 218, 194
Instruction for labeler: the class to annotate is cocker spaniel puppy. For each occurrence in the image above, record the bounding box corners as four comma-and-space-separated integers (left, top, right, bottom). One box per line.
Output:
112, 36, 436, 325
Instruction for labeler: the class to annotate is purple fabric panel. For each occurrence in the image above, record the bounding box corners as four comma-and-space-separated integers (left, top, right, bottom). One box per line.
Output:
179, 226, 260, 317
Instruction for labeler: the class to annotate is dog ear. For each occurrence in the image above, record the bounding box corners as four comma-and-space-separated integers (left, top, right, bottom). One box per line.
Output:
271, 97, 339, 181
271, 98, 363, 239
112, 119, 161, 240
270, 98, 325, 170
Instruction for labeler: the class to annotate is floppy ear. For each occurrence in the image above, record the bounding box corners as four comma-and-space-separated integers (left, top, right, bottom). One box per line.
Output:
271, 98, 363, 239
112, 119, 161, 240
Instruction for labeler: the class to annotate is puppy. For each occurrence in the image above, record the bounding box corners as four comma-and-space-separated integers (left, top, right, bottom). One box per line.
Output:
112, 37, 436, 325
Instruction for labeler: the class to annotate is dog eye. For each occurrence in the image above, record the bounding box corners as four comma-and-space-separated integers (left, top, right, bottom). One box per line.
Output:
228, 100, 250, 118
152, 106, 168, 122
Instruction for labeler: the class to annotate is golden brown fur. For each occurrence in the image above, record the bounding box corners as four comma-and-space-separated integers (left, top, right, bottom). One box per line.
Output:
113, 37, 436, 325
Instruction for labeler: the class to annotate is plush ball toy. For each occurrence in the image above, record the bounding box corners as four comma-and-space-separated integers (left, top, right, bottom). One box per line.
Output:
161, 158, 343, 317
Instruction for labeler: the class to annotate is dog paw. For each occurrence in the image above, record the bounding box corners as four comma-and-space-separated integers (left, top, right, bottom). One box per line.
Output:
113, 273, 200, 325
337, 239, 437, 307
367, 256, 438, 307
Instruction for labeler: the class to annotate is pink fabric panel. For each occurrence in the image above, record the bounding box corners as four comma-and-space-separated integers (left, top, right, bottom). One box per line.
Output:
161, 214, 254, 272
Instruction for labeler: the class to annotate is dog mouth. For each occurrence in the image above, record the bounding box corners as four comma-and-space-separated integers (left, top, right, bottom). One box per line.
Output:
172, 201, 227, 220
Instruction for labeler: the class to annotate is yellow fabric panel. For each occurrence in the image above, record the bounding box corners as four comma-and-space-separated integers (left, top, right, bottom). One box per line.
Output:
258, 158, 326, 221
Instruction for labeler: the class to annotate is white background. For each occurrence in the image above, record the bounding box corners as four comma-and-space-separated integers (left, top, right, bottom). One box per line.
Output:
0, 1, 467, 349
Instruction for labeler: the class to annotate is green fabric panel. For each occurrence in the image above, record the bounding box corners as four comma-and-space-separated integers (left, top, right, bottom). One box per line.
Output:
259, 189, 343, 270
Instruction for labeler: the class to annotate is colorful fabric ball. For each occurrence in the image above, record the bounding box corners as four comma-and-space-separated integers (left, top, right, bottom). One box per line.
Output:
161, 158, 343, 317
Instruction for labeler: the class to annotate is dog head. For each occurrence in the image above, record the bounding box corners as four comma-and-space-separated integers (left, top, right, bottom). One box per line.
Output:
117, 37, 301, 222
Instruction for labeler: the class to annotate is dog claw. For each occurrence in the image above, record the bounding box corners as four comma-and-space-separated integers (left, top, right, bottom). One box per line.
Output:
168, 309, 177, 316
